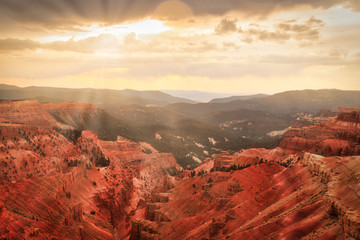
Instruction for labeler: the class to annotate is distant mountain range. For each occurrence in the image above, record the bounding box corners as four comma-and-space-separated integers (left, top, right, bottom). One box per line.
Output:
209, 94, 269, 103
162, 90, 231, 102
0, 84, 196, 107
166, 89, 360, 117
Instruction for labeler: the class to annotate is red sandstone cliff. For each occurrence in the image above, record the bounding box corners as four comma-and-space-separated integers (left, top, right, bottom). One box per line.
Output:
0, 100, 182, 239
281, 110, 360, 156
0, 100, 359, 239
128, 109, 360, 239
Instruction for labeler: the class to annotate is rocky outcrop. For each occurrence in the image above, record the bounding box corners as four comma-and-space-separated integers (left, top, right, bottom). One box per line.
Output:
65, 203, 83, 225
303, 153, 360, 239
151, 193, 169, 203
0, 122, 80, 181
130, 220, 159, 240
44, 102, 98, 130
337, 111, 360, 123
227, 181, 243, 196
153, 210, 171, 223
302, 153, 332, 183
281, 110, 360, 156
326, 199, 360, 239
216, 197, 231, 209
209, 218, 226, 237
145, 203, 161, 221
225, 209, 236, 221
144, 202, 171, 223
0, 100, 68, 129
213, 151, 234, 170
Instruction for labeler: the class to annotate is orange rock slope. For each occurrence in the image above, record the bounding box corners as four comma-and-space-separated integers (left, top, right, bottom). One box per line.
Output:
0, 100, 182, 239
0, 100, 359, 240
130, 109, 360, 240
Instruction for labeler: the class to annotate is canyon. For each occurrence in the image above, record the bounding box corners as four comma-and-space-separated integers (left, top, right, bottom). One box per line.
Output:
0, 100, 359, 239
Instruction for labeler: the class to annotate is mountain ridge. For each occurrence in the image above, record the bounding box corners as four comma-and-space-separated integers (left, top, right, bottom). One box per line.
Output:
209, 93, 269, 103
0, 84, 197, 107
166, 89, 360, 117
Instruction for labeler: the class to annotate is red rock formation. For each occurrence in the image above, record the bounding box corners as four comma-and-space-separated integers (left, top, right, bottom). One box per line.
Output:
145, 203, 161, 221
43, 101, 98, 129
0, 100, 182, 239
281, 110, 360, 156
0, 100, 67, 129
1, 100, 359, 239
151, 193, 169, 203
282, 108, 360, 157
130, 220, 159, 240
65, 203, 83, 225
337, 111, 360, 123
133, 111, 360, 239
303, 153, 360, 239
209, 218, 226, 237
213, 151, 234, 170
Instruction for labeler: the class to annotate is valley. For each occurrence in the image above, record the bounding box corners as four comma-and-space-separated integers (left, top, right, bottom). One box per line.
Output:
2, 85, 360, 168
0, 89, 359, 239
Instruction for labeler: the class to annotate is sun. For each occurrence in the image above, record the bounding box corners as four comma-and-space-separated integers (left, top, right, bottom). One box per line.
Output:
123, 19, 171, 35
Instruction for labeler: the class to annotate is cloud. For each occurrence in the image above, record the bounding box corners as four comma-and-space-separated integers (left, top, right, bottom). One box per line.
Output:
0, 0, 357, 31
214, 17, 324, 43
0, 31, 221, 56
182, 0, 359, 16
0, 0, 161, 30
274, 17, 324, 41
0, 34, 123, 53
345, 0, 360, 11
47, 34, 121, 53
215, 19, 238, 35
0, 38, 40, 51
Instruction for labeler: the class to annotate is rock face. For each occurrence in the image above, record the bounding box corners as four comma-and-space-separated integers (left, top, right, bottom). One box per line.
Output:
0, 100, 182, 239
130, 220, 159, 240
0, 100, 67, 129
213, 147, 296, 171
65, 203, 83, 225
139, 155, 359, 239
303, 153, 360, 239
209, 218, 226, 237
130, 109, 360, 240
151, 193, 169, 203
337, 110, 360, 123
0, 100, 359, 239
213, 151, 234, 170
281, 110, 360, 156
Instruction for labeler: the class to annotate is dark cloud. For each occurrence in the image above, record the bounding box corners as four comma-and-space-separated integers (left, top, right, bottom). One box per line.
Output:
0, 0, 162, 30
183, 0, 357, 16
0, 0, 357, 30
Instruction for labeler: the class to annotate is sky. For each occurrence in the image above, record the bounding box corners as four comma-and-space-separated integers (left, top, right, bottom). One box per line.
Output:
0, 0, 359, 95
